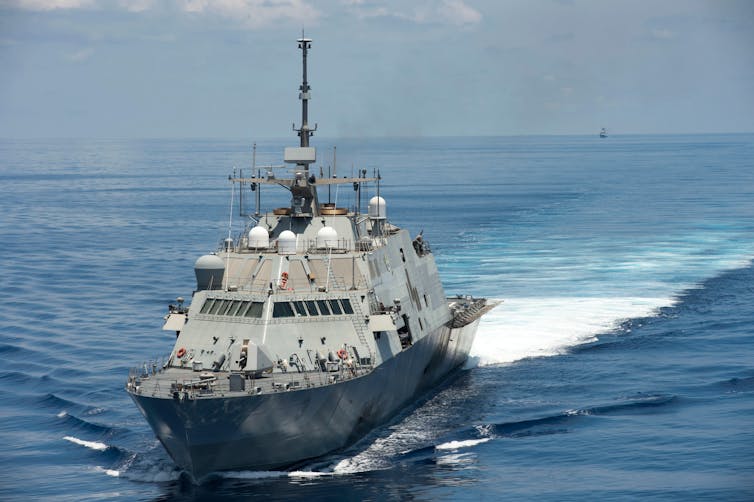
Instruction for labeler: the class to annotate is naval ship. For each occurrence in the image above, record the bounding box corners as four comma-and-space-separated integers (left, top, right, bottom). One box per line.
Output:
126, 38, 497, 479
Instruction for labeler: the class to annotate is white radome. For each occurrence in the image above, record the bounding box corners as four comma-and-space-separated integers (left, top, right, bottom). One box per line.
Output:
316, 226, 339, 248
248, 226, 269, 248
368, 196, 386, 219
278, 230, 297, 255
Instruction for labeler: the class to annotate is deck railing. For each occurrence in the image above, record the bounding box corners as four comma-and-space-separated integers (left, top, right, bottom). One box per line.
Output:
127, 359, 374, 400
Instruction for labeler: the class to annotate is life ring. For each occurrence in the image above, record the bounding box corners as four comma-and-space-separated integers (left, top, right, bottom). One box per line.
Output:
337, 349, 348, 360
279, 271, 289, 289
176, 347, 186, 358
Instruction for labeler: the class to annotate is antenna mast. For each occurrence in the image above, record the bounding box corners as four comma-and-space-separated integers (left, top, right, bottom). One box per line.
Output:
294, 36, 316, 147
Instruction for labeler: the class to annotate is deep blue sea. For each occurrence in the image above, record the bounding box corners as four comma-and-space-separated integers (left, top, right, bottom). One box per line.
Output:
1, 134, 754, 500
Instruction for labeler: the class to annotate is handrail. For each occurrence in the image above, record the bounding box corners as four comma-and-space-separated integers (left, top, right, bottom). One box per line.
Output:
127, 361, 374, 400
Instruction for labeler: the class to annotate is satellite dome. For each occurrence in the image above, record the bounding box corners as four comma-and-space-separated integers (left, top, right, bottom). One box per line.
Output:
316, 226, 338, 249
248, 226, 269, 248
194, 254, 225, 290
368, 196, 386, 219
278, 230, 297, 255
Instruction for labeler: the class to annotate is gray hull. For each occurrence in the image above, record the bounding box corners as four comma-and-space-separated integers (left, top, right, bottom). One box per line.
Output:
130, 319, 479, 477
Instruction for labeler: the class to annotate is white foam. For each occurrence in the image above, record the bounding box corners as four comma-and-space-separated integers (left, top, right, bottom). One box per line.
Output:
222, 468, 336, 479
435, 438, 491, 450
63, 436, 108, 451
470, 296, 674, 366
57, 411, 67, 418
219, 469, 335, 480
288, 470, 332, 478
94, 466, 120, 477
331, 451, 392, 474
122, 465, 181, 483
435, 452, 475, 466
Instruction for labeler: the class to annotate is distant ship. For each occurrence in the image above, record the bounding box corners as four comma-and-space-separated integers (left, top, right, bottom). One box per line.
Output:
126, 38, 497, 479
600, 128, 608, 138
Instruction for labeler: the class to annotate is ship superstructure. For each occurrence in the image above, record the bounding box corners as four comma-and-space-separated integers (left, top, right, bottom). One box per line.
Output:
126, 38, 496, 479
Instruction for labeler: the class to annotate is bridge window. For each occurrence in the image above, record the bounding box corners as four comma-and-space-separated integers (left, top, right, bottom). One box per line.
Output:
305, 300, 319, 316
199, 298, 265, 318
273, 302, 295, 318
243, 302, 264, 318
209, 299, 226, 315
200, 299, 215, 314
204, 298, 355, 319
316, 300, 332, 315
232, 301, 250, 316
292, 301, 308, 317
223, 300, 237, 316
328, 299, 343, 315
341, 298, 354, 314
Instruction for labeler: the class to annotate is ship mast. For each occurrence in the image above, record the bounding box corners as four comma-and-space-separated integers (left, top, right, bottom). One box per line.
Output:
230, 38, 379, 217
286, 36, 319, 216
295, 37, 315, 147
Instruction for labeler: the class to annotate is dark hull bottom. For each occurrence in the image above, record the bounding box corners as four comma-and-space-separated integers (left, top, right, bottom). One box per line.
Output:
130, 320, 479, 478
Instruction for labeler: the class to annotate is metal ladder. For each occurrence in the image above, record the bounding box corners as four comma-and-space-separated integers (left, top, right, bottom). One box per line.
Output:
350, 296, 373, 361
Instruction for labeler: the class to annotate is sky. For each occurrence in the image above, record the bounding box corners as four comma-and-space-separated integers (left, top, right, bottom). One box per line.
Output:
0, 0, 753, 138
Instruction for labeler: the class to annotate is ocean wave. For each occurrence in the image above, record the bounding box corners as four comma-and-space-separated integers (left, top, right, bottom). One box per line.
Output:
64, 436, 109, 451
93, 466, 121, 477
481, 393, 679, 438
715, 376, 754, 392
435, 438, 491, 450
0, 343, 22, 354
58, 411, 114, 434
37, 392, 88, 412
62, 433, 134, 468
434, 452, 476, 466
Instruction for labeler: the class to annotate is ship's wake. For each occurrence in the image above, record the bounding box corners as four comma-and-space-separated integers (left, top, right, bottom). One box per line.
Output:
469, 296, 675, 366
318, 393, 679, 474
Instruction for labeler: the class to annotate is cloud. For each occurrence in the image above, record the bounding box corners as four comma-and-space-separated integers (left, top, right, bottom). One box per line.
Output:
118, 0, 153, 12
438, 0, 481, 25
178, 0, 320, 27
344, 0, 481, 26
4, 0, 480, 29
651, 28, 675, 40
65, 47, 94, 61
2, 0, 321, 27
2, 0, 94, 9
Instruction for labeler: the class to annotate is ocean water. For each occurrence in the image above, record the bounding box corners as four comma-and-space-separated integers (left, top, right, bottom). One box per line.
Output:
1, 134, 753, 500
